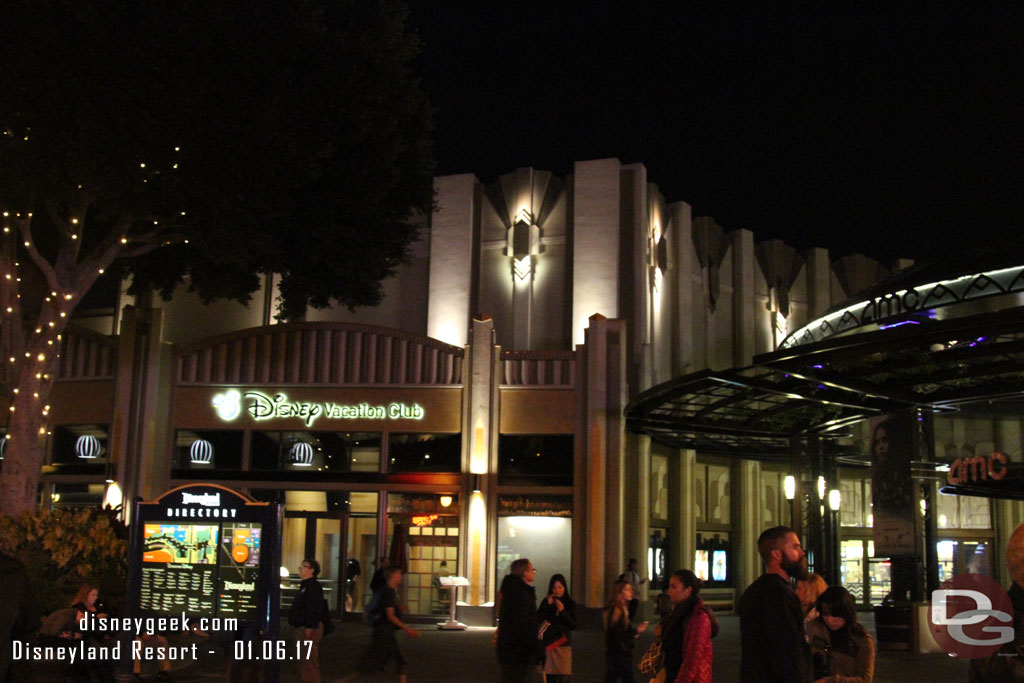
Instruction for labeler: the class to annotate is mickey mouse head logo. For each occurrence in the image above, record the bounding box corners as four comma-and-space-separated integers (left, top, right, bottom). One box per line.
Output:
212, 390, 242, 421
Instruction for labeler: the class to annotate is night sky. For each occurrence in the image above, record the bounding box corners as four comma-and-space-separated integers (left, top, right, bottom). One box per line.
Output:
408, 2, 1024, 261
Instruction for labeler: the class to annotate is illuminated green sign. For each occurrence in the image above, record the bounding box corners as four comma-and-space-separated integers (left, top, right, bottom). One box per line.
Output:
212, 390, 424, 427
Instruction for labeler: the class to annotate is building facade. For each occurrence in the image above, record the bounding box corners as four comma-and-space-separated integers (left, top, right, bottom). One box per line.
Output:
24, 158, 1021, 618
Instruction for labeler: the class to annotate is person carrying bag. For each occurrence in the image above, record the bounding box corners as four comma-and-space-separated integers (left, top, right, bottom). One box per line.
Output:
536, 574, 576, 683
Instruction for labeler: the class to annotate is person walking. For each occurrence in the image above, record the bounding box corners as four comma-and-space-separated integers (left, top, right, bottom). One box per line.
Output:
738, 526, 813, 682
345, 566, 420, 682
495, 558, 540, 683
620, 558, 647, 620
603, 579, 648, 683
537, 574, 576, 682
659, 570, 717, 683
289, 558, 326, 683
805, 586, 875, 682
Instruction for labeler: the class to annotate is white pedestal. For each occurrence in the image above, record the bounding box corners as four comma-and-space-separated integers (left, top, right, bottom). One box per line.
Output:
437, 576, 470, 630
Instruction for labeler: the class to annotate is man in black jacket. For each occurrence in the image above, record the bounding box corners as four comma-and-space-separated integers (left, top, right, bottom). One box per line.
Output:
496, 558, 539, 683
289, 558, 325, 683
738, 526, 813, 682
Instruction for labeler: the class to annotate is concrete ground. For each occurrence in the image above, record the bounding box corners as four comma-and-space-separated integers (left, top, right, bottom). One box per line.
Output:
157, 611, 970, 682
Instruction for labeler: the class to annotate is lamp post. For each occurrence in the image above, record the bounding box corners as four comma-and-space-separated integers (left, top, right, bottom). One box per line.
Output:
828, 488, 842, 586
784, 475, 796, 526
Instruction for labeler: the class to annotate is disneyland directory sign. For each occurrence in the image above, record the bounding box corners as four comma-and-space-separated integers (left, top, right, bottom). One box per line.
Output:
130, 484, 281, 625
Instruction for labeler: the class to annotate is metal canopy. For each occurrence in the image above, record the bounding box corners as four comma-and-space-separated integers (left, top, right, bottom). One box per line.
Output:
626, 305, 1024, 460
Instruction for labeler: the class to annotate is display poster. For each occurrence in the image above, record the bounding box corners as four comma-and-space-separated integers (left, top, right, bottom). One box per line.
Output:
712, 550, 728, 582
870, 413, 917, 555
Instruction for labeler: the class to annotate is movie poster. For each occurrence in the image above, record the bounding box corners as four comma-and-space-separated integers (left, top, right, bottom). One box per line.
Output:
870, 413, 916, 555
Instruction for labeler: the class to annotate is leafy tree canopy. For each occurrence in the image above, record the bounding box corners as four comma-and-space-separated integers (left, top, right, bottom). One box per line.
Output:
1, 0, 434, 320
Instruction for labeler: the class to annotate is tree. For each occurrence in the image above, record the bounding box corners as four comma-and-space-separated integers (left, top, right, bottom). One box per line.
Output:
0, 0, 434, 514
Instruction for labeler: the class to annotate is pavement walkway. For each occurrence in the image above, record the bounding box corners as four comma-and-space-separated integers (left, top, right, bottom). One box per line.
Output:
159, 611, 971, 682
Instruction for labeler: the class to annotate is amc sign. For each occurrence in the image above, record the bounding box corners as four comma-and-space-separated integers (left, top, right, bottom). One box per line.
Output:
947, 452, 1009, 485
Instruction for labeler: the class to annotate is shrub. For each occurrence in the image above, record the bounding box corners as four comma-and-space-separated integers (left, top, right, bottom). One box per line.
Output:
0, 507, 128, 619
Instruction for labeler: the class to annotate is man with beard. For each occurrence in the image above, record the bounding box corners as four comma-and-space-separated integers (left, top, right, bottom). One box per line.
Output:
738, 526, 813, 682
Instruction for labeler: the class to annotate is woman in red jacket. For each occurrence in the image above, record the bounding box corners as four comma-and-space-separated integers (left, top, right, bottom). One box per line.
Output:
659, 570, 717, 683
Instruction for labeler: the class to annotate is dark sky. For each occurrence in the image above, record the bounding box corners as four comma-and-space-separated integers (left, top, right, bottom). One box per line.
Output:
407, 2, 1024, 261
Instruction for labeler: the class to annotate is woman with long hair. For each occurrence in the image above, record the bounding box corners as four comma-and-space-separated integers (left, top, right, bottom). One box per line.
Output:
659, 570, 716, 683
795, 573, 828, 622
806, 586, 875, 683
603, 579, 648, 682
537, 574, 576, 682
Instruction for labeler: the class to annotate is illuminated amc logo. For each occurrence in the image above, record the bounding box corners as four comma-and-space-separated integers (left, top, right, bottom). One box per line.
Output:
211, 390, 424, 427
947, 451, 1008, 485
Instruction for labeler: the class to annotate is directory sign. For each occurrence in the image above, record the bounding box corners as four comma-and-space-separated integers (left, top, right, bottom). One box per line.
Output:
131, 484, 280, 625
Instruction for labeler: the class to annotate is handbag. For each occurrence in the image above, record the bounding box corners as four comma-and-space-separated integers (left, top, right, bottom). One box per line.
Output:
638, 638, 664, 676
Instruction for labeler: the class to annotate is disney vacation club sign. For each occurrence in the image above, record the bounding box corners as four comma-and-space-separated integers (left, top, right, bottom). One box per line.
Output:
212, 389, 424, 427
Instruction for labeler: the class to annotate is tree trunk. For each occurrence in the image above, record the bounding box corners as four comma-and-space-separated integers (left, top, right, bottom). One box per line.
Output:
0, 390, 47, 515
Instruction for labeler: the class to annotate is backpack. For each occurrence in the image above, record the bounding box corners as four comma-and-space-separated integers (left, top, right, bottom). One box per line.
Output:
364, 590, 383, 626
40, 608, 79, 637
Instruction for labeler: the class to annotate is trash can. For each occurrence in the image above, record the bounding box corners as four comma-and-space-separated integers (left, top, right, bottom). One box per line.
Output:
874, 602, 913, 651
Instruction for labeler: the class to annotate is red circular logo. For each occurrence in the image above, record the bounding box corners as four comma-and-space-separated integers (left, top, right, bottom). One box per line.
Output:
928, 573, 1014, 658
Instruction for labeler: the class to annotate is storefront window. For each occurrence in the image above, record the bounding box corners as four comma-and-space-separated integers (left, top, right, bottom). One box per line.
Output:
648, 529, 669, 590
174, 429, 243, 470
839, 474, 872, 527
386, 493, 460, 615
694, 461, 730, 525
761, 470, 787, 527
651, 454, 669, 521
50, 424, 110, 473
938, 540, 992, 580
498, 435, 573, 486
694, 532, 731, 588
251, 431, 380, 472
388, 433, 461, 473
936, 490, 991, 529
497, 495, 572, 596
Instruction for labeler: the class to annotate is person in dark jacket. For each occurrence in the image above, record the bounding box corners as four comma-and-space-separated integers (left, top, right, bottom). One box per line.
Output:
604, 579, 649, 682
496, 558, 539, 683
0, 551, 33, 683
289, 558, 326, 683
659, 570, 717, 683
738, 526, 813, 683
537, 574, 576, 682
345, 566, 420, 683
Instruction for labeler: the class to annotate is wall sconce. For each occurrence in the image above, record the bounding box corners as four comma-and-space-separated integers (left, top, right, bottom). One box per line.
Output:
76, 434, 101, 459
472, 474, 481, 493
190, 438, 213, 464
784, 475, 796, 501
817, 476, 826, 500
828, 489, 841, 512
440, 495, 453, 508
290, 441, 313, 466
